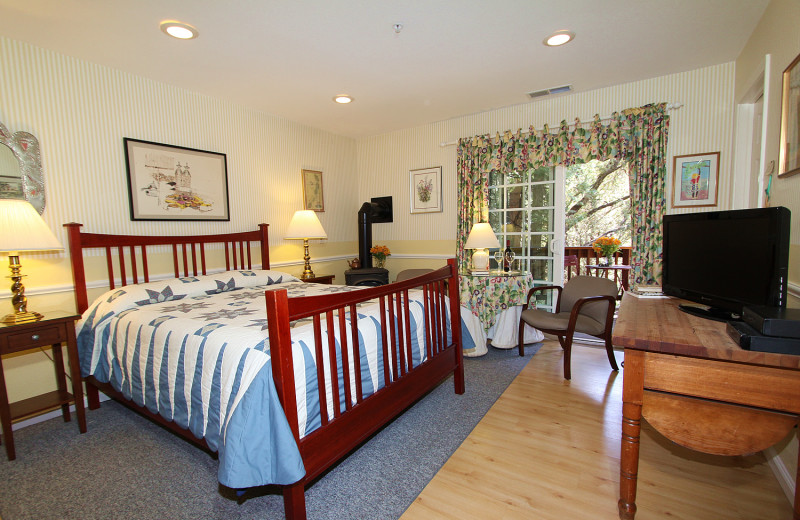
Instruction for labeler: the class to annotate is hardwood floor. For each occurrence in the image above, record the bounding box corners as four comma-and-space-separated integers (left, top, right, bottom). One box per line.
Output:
401, 341, 793, 520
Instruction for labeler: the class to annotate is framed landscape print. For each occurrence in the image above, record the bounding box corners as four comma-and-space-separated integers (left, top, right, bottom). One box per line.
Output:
302, 169, 324, 212
410, 166, 442, 214
779, 52, 800, 177
671, 152, 719, 208
124, 138, 229, 221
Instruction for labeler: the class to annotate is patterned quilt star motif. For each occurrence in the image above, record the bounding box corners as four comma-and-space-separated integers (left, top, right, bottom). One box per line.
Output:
246, 318, 268, 331
205, 278, 240, 295
224, 290, 260, 302
135, 286, 185, 306
159, 301, 211, 314
196, 307, 259, 321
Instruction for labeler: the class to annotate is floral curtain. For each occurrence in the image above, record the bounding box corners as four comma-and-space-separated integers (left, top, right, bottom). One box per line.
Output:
456, 103, 669, 286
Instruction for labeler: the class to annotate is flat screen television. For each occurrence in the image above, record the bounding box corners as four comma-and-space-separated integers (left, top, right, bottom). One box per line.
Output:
662, 206, 791, 321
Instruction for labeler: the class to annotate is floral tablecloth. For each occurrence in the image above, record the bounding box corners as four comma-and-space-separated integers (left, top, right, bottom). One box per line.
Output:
458, 272, 533, 331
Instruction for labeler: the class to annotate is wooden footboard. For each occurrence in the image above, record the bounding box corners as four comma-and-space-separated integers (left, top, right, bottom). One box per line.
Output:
265, 258, 464, 519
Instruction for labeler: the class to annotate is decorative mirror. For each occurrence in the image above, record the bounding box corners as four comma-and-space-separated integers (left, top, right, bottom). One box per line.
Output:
0, 122, 45, 214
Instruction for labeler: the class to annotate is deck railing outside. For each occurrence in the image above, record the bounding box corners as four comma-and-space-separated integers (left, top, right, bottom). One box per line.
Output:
564, 246, 632, 292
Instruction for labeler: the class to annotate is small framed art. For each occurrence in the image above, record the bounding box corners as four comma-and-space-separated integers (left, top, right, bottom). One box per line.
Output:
124, 138, 229, 221
671, 152, 719, 208
779, 52, 800, 177
410, 166, 442, 214
302, 169, 324, 212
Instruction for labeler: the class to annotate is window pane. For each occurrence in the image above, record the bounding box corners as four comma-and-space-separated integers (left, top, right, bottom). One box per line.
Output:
504, 210, 523, 233
489, 187, 502, 209
506, 186, 523, 209
530, 259, 552, 282
531, 183, 553, 206
529, 166, 555, 183
489, 212, 502, 231
533, 286, 555, 310
507, 169, 524, 184
527, 234, 550, 257
489, 170, 504, 186
529, 209, 553, 233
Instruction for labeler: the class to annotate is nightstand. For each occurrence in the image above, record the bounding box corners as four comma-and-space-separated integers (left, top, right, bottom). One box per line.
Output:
0, 310, 86, 460
301, 274, 335, 284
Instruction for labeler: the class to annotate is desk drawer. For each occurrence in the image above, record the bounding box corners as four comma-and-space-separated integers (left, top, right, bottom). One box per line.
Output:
643, 353, 800, 414
4, 325, 65, 353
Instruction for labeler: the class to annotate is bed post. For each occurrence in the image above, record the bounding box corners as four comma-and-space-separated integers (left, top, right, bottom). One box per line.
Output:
447, 258, 465, 394
265, 287, 307, 519
64, 223, 89, 314
258, 223, 270, 269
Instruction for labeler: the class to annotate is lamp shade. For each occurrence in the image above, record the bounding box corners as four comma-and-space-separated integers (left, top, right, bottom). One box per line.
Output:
464, 223, 500, 250
0, 199, 63, 254
285, 210, 327, 240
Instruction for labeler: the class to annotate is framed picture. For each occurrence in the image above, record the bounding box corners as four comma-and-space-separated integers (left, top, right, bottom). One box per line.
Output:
671, 152, 720, 208
301, 169, 324, 212
410, 166, 442, 214
124, 138, 229, 221
779, 52, 800, 177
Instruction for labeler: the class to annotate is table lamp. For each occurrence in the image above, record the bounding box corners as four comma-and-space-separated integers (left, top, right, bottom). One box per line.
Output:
464, 222, 500, 272
0, 199, 63, 324
285, 210, 327, 280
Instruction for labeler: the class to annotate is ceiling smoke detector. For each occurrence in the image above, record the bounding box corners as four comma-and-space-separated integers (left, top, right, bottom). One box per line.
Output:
527, 85, 573, 99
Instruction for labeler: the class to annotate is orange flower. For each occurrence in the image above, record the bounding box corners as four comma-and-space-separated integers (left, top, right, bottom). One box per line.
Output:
370, 245, 391, 260
592, 236, 621, 257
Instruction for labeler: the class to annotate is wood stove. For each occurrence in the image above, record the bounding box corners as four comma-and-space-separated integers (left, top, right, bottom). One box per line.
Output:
345, 201, 389, 286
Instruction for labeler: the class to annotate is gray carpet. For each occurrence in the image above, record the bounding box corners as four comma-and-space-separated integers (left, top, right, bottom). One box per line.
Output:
0, 343, 540, 520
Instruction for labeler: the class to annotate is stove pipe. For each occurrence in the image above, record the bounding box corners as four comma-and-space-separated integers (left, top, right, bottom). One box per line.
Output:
358, 202, 373, 268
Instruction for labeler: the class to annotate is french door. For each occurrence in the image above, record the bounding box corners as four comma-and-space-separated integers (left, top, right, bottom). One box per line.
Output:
488, 165, 565, 311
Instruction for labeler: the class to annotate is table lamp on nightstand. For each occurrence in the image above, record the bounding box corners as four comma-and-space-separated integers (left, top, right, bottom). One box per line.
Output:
464, 223, 500, 272
285, 210, 327, 280
0, 199, 63, 324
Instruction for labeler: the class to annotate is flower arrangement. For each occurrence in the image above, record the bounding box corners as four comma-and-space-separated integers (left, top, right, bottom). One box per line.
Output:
592, 236, 621, 261
370, 244, 391, 267
416, 178, 433, 202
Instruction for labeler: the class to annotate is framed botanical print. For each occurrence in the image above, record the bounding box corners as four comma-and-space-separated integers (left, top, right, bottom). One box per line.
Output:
779, 52, 800, 177
410, 166, 442, 214
124, 138, 229, 221
302, 169, 324, 212
671, 152, 720, 208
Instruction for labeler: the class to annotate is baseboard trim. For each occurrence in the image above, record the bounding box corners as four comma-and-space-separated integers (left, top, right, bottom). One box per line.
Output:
765, 445, 795, 504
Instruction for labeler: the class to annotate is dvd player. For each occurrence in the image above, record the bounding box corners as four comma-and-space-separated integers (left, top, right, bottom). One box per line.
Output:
742, 305, 800, 339
726, 320, 800, 355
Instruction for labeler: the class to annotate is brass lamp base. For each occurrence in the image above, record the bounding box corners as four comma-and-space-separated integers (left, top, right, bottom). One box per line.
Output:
299, 238, 315, 279
1, 311, 44, 324
4, 253, 42, 324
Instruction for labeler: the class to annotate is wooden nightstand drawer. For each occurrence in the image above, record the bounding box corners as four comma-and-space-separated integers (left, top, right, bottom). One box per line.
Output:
5, 324, 65, 353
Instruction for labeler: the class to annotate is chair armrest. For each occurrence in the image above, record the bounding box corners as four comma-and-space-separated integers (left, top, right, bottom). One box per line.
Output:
522, 285, 562, 312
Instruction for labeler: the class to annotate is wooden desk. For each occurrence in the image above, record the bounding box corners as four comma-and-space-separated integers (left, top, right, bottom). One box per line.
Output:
613, 294, 800, 519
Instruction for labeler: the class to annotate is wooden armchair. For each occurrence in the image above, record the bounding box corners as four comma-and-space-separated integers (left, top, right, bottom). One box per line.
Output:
517, 276, 619, 379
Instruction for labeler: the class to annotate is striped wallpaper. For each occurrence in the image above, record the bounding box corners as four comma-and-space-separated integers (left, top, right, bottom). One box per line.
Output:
0, 35, 358, 274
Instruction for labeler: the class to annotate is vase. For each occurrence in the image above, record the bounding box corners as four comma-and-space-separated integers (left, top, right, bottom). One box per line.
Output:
374, 257, 385, 269
599, 256, 612, 267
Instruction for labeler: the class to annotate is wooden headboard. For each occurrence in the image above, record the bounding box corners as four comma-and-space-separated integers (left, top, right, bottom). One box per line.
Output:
64, 223, 270, 313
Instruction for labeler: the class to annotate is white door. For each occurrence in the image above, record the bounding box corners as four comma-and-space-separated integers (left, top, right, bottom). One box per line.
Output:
488, 165, 566, 311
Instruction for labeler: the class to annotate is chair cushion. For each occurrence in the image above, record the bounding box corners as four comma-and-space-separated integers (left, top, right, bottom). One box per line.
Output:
520, 308, 606, 336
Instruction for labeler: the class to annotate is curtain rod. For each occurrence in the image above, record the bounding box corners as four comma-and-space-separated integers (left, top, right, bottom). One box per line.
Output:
438, 102, 683, 147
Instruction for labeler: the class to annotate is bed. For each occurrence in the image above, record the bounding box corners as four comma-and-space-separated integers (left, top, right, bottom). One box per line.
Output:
64, 222, 465, 520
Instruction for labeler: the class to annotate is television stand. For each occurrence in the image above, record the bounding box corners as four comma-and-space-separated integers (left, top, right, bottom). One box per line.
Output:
678, 304, 740, 323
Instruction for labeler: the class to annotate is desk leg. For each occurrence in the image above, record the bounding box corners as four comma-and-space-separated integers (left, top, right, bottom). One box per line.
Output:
619, 349, 644, 520
65, 325, 87, 434
51, 342, 71, 422
794, 445, 800, 520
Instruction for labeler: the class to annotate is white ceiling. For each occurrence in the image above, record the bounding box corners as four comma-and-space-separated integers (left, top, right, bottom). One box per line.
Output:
0, 0, 769, 138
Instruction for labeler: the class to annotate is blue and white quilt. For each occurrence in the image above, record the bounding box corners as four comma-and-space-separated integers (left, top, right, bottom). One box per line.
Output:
76, 270, 473, 489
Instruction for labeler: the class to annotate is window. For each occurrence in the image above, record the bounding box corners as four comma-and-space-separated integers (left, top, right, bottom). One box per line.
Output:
488, 165, 563, 283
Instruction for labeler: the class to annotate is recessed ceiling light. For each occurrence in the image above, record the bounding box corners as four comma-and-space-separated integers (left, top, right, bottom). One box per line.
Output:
160, 21, 199, 40
543, 31, 574, 47
333, 95, 353, 104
